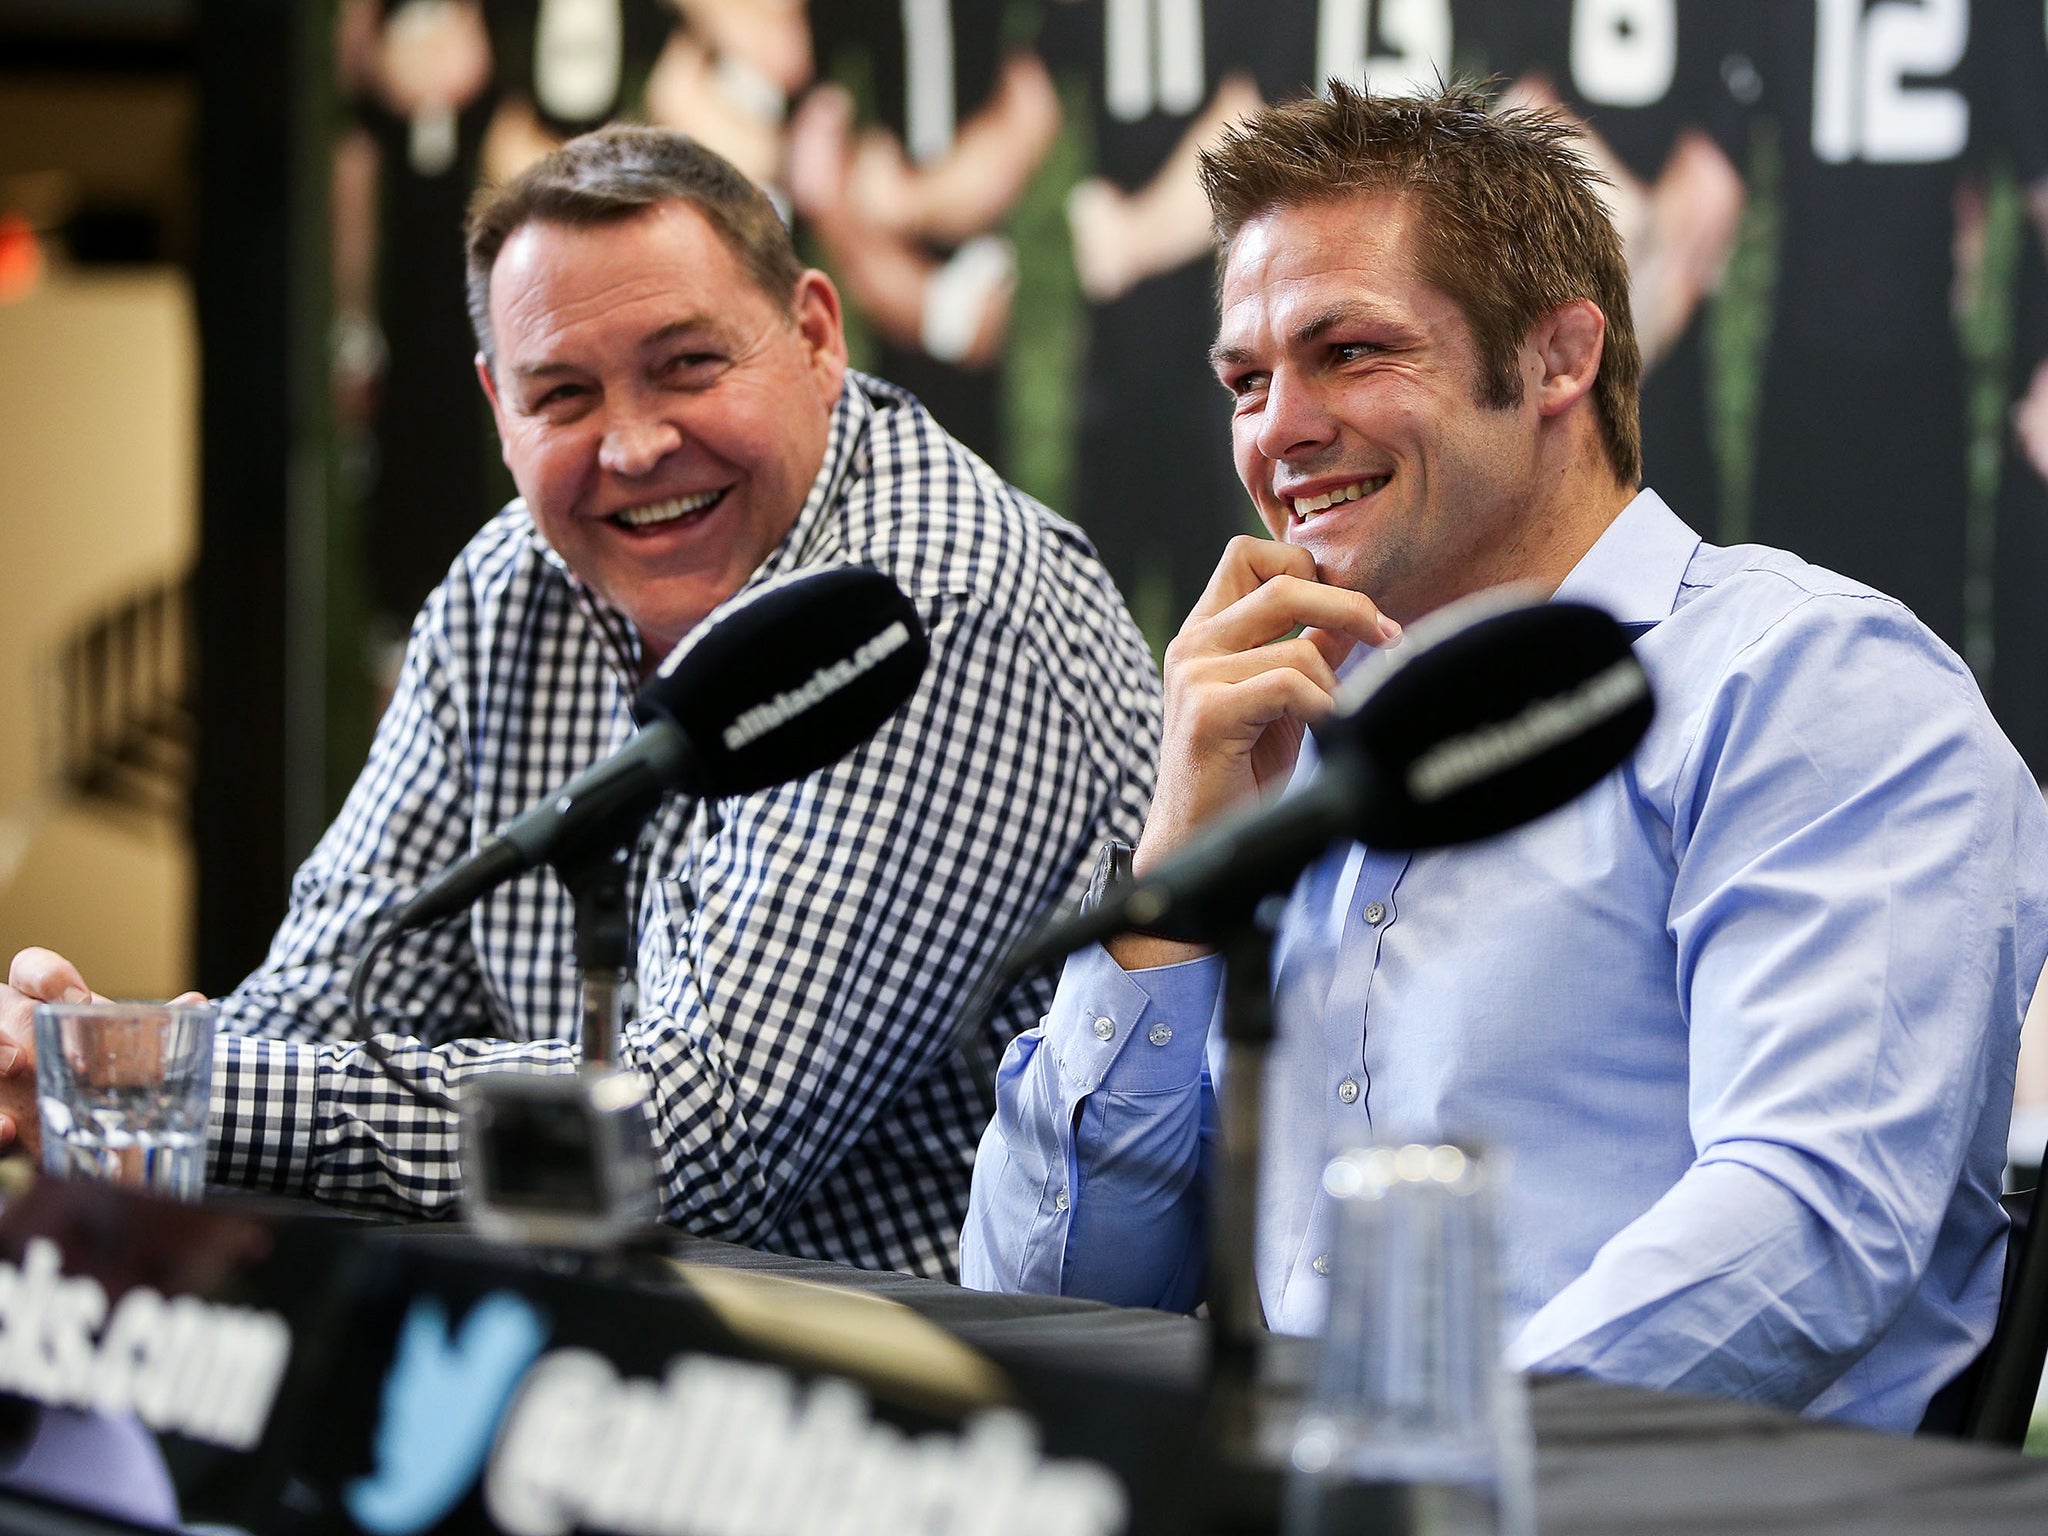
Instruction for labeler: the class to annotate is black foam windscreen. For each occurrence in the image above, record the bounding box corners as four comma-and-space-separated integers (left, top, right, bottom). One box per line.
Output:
1005, 590, 1654, 968
1333, 592, 1652, 849
385, 566, 929, 941
636, 565, 930, 797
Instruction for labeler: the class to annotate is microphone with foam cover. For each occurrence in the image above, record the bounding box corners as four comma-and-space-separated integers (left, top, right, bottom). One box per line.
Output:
388, 565, 929, 936
1009, 589, 1654, 967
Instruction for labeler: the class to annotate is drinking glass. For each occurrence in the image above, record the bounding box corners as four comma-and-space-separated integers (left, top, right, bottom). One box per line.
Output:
1284, 1142, 1533, 1536
35, 1002, 216, 1200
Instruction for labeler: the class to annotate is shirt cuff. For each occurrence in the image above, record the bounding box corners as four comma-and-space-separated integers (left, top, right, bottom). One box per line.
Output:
208, 1033, 315, 1195
1044, 943, 1222, 1095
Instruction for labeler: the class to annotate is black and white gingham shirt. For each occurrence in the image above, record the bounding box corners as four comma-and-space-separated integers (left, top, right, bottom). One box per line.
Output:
209, 374, 1161, 1278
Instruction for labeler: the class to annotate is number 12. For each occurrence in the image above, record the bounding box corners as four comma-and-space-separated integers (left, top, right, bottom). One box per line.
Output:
1811, 0, 1969, 165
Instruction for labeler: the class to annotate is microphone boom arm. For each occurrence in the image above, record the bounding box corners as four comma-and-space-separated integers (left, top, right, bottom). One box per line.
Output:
388, 728, 697, 937
1006, 765, 1369, 971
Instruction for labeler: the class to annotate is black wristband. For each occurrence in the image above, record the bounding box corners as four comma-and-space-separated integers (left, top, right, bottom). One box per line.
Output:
1079, 838, 1184, 941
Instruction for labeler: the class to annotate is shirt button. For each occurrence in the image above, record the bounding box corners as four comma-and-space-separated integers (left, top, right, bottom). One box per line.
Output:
1336, 1077, 1361, 1105
1364, 902, 1386, 925
1148, 1022, 1174, 1046
1054, 1188, 1070, 1212
1312, 1253, 1332, 1277
1092, 1016, 1116, 1042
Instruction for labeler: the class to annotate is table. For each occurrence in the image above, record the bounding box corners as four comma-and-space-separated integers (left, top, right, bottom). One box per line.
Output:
0, 1196, 2044, 1536
662, 1232, 2048, 1536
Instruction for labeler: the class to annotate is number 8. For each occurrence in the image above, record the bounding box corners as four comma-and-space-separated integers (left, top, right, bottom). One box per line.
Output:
1571, 0, 1678, 109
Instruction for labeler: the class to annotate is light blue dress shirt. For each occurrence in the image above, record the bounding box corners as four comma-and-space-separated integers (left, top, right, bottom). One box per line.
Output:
961, 491, 2048, 1432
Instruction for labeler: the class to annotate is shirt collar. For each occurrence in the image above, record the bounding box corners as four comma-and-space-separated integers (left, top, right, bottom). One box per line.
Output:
1550, 487, 1700, 632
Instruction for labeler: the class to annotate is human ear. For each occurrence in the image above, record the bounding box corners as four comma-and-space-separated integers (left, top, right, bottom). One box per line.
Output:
475, 352, 514, 467
1532, 299, 1605, 419
792, 269, 850, 406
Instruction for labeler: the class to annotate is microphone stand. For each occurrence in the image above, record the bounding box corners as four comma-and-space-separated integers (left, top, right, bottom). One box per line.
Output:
1204, 898, 1289, 1532
454, 810, 662, 1249
553, 841, 636, 1069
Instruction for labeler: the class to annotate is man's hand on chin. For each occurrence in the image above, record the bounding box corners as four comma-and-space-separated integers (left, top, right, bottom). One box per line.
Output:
1107, 537, 1397, 972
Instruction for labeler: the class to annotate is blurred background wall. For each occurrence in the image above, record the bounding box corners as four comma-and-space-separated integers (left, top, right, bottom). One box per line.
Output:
0, 36, 197, 998
0, 269, 194, 998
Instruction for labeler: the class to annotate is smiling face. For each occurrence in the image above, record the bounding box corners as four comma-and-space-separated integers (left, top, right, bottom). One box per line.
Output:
478, 200, 848, 665
1212, 193, 1553, 624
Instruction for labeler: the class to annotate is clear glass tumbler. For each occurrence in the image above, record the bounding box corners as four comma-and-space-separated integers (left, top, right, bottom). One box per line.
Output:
35, 1002, 216, 1201
1284, 1142, 1534, 1536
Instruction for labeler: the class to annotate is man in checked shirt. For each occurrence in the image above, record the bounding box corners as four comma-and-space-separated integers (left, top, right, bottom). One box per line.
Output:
0, 127, 1161, 1279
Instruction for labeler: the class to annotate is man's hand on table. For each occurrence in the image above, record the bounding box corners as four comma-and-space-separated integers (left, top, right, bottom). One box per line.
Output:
1109, 538, 1397, 972
0, 947, 99, 1157
0, 947, 207, 1161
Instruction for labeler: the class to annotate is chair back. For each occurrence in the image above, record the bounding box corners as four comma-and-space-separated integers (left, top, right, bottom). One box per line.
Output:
1958, 1159, 2048, 1443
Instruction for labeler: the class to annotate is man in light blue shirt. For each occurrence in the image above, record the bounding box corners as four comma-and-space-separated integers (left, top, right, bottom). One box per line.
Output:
960, 81, 2048, 1433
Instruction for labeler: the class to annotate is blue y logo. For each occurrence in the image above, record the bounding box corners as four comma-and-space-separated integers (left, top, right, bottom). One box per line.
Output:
344, 1291, 549, 1535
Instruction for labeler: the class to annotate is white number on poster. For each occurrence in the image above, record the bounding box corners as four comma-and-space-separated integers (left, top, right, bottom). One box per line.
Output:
1812, 0, 1968, 164
902, 0, 957, 162
1571, 0, 1677, 107
1317, 0, 1454, 99
1107, 0, 1205, 122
